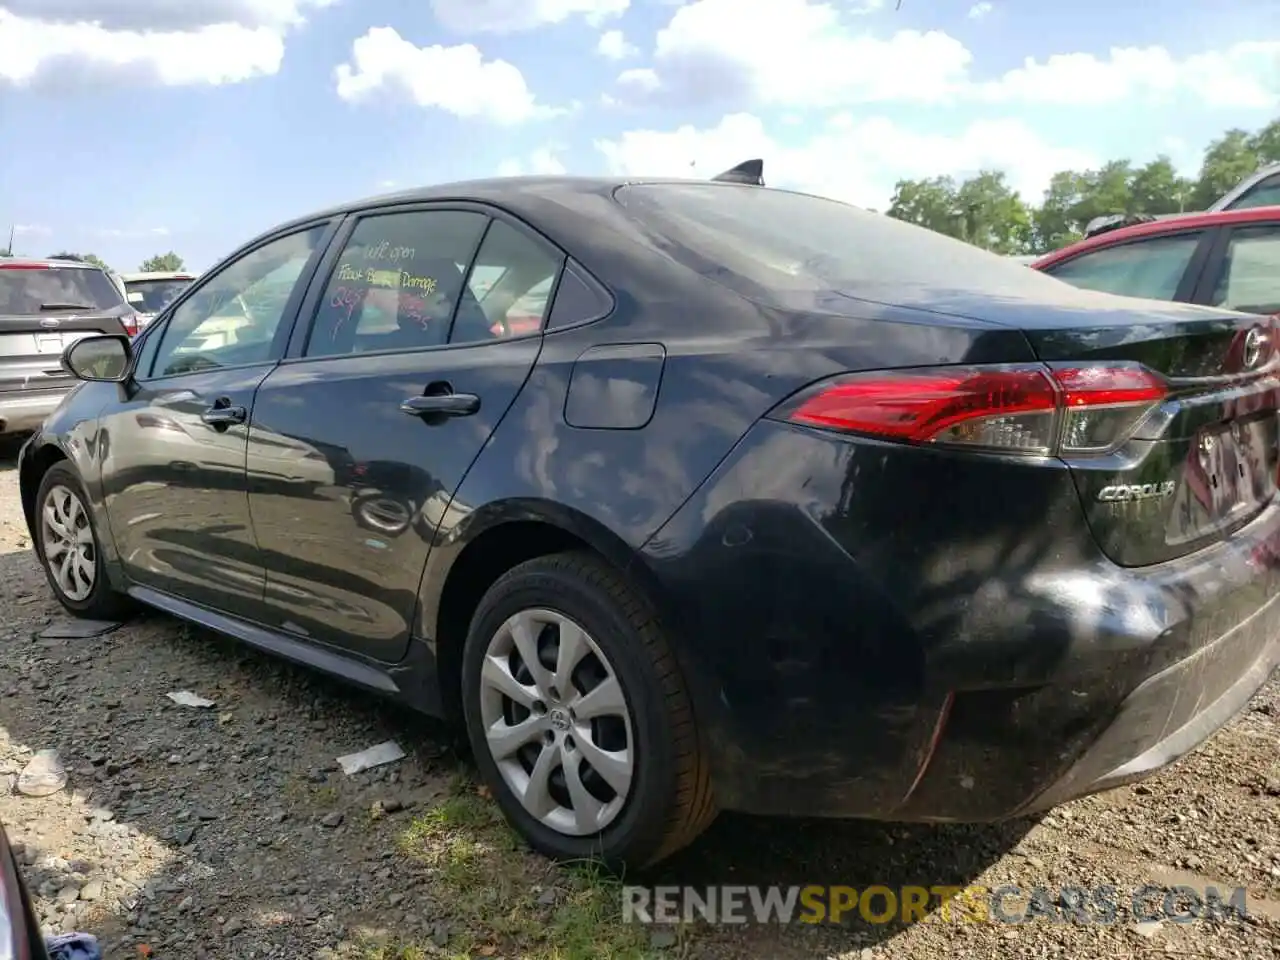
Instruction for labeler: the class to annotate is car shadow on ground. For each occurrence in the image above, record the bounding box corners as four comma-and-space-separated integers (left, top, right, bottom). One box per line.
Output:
0, 438, 1037, 956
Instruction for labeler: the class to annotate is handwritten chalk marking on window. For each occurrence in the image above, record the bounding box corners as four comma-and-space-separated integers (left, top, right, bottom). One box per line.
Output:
401, 273, 437, 294
363, 241, 416, 263
328, 285, 362, 338
366, 268, 400, 288
336, 263, 363, 282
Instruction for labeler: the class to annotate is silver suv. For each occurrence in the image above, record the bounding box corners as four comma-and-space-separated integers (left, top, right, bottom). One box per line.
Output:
120, 271, 196, 331
0, 258, 137, 438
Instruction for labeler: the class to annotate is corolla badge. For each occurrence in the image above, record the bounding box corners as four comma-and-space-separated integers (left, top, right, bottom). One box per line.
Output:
1097, 481, 1176, 503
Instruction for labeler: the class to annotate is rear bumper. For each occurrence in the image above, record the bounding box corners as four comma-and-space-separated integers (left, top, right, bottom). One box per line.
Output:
0, 390, 68, 435
641, 418, 1280, 822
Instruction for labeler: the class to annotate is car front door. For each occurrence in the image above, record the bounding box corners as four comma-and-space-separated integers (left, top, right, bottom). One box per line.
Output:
245, 204, 564, 662
1039, 229, 1214, 302
98, 221, 334, 614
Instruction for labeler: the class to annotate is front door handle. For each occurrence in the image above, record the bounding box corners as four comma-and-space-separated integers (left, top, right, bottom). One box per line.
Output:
201, 397, 247, 427
400, 393, 480, 418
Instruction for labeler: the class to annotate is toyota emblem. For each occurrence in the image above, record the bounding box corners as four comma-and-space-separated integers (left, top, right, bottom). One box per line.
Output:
38, 318, 60, 328
1243, 327, 1267, 369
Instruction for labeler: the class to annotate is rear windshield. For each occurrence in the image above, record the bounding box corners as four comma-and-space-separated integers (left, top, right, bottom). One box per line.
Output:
0, 265, 126, 315
613, 182, 1063, 302
125, 278, 192, 314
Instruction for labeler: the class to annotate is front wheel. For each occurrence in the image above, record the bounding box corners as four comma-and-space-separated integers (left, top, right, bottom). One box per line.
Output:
35, 462, 131, 620
461, 551, 716, 870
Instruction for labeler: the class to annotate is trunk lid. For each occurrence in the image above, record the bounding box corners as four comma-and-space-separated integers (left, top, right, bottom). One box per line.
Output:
894, 284, 1280, 567
0, 310, 130, 395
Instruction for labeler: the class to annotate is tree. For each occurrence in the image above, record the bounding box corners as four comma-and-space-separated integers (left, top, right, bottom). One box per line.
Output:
1190, 129, 1259, 210
891, 113, 1280, 257
139, 251, 185, 272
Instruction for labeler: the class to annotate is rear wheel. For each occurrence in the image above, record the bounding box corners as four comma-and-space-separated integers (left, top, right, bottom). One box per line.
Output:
35, 462, 130, 620
461, 551, 716, 870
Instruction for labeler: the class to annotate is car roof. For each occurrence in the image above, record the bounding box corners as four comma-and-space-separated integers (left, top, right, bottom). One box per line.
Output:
121, 271, 196, 281
0, 257, 100, 270
1032, 205, 1280, 269
245, 174, 783, 246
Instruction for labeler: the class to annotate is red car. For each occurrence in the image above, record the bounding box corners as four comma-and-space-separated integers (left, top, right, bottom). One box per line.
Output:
1032, 206, 1280, 317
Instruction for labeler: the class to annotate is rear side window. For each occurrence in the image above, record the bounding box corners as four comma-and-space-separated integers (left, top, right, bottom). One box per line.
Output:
1224, 174, 1280, 211
612, 182, 1065, 303
125, 278, 192, 314
1209, 225, 1280, 314
0, 265, 125, 314
1044, 234, 1202, 301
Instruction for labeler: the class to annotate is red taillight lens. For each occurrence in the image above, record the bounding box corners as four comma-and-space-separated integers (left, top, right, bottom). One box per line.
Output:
777, 363, 1168, 458
0, 263, 48, 270
121, 313, 139, 337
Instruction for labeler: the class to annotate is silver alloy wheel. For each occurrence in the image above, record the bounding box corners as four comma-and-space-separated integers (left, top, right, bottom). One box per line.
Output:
478, 608, 635, 836
40, 484, 96, 602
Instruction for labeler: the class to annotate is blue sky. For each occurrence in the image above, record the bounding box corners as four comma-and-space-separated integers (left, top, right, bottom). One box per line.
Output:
1, 0, 1277, 273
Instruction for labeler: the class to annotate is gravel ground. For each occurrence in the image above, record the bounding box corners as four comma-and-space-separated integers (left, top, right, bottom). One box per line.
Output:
2, 440, 1280, 959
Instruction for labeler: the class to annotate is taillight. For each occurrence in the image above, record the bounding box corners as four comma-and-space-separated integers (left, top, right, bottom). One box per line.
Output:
774, 363, 1168, 458
0, 263, 48, 270
121, 312, 139, 337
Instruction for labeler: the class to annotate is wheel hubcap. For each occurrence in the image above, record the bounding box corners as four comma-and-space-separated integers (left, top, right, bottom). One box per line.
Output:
41, 484, 96, 602
478, 608, 635, 837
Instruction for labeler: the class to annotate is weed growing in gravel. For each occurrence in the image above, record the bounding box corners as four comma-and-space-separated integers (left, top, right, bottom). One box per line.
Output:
390, 773, 666, 960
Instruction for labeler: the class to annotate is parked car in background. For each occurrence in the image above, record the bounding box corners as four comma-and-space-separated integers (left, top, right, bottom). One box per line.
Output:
1031, 206, 1280, 317
0, 258, 141, 438
17, 168, 1280, 870
1210, 162, 1280, 212
120, 271, 197, 331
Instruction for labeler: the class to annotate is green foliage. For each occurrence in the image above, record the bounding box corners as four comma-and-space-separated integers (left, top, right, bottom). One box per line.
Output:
139, 251, 185, 272
887, 116, 1280, 255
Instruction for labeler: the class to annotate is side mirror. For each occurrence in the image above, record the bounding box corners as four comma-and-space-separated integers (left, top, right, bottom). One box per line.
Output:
62, 334, 132, 383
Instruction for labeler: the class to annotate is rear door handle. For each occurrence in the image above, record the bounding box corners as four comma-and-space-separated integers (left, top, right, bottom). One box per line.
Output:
201, 398, 247, 427
400, 393, 480, 418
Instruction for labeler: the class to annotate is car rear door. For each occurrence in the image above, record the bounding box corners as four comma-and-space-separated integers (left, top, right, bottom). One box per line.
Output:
1189, 219, 1280, 316
246, 202, 564, 663
99, 221, 336, 615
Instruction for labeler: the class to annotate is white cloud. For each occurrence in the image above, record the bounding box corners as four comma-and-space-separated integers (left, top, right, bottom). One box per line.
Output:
429, 0, 627, 34
623, 0, 1280, 110
334, 27, 559, 124
617, 67, 661, 91
980, 42, 1280, 108
95, 227, 171, 239
498, 147, 568, 177
0, 2, 333, 87
2, 0, 337, 31
967, 2, 993, 19
13, 224, 52, 237
597, 29, 637, 60
594, 112, 1099, 209
643, 0, 972, 107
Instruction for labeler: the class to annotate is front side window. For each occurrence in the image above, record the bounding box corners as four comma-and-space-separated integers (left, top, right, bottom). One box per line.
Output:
305, 210, 489, 358
1043, 234, 1203, 301
1224, 175, 1280, 211
1209, 225, 1280, 315
149, 225, 326, 378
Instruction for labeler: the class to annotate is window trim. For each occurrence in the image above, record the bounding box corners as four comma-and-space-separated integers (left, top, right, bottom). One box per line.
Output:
283, 200, 573, 364
1192, 219, 1280, 309
1040, 228, 1216, 304
137, 218, 339, 382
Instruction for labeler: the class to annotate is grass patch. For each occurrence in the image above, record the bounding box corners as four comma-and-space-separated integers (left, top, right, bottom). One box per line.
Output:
389, 774, 676, 960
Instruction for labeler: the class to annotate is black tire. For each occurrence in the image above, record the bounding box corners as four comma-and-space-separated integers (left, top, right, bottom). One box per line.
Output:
461, 551, 716, 871
33, 462, 132, 621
